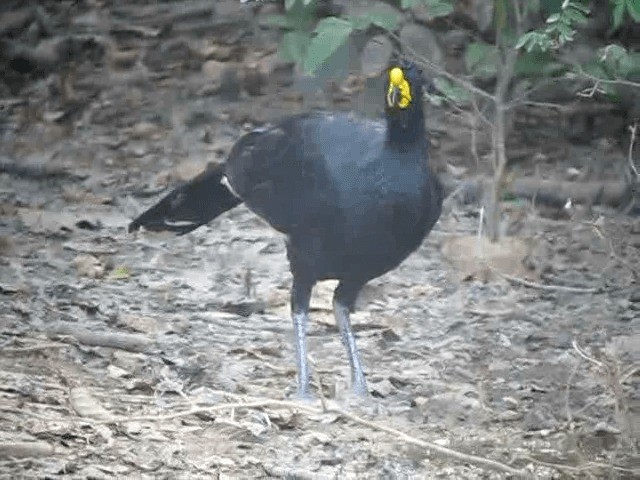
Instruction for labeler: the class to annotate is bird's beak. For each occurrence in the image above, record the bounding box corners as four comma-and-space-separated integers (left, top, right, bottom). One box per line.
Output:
387, 85, 400, 108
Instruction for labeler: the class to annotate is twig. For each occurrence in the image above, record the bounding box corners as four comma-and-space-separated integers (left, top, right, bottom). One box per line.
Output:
466, 308, 514, 317
564, 360, 580, 426
330, 407, 531, 478
498, 272, 601, 294
518, 456, 638, 476
45, 322, 155, 353
571, 340, 605, 370
574, 70, 640, 90
1, 342, 69, 353
628, 121, 638, 180
92, 399, 319, 425
386, 31, 494, 102
620, 366, 639, 384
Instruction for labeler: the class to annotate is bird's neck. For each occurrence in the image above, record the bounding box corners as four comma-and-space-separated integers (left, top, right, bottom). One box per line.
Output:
385, 107, 426, 148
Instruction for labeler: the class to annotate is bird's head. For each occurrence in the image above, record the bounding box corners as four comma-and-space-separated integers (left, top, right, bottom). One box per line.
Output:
384, 61, 428, 144
385, 61, 425, 113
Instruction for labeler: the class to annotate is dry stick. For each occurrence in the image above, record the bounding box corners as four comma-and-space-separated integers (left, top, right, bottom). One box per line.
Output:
386, 31, 493, 102
498, 272, 601, 294
628, 122, 639, 179
89, 400, 320, 425
571, 340, 605, 370
329, 407, 531, 478
518, 456, 638, 476
1, 342, 69, 353
45, 322, 154, 353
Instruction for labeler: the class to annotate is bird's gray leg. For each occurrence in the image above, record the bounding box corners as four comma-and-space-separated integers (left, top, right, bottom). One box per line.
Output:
334, 281, 367, 396
291, 278, 313, 398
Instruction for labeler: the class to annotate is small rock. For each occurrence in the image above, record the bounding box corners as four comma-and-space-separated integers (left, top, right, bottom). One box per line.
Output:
496, 410, 523, 422
370, 378, 395, 397
413, 396, 429, 408
593, 422, 621, 435
202, 43, 243, 62
107, 365, 131, 379
130, 121, 159, 140
523, 408, 557, 431
119, 314, 157, 334
74, 254, 106, 279
566, 167, 581, 180
202, 59, 226, 83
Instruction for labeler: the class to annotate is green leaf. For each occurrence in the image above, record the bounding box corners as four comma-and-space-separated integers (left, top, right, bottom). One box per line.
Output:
425, 0, 454, 17
110, 266, 130, 280
349, 8, 403, 31
626, 0, 640, 21
570, 1, 591, 15
546, 13, 561, 23
515, 32, 532, 50
433, 77, 471, 105
619, 52, 640, 76
278, 31, 311, 63
465, 41, 498, 78
303, 17, 353, 74
285, 0, 298, 11
401, 0, 423, 8
516, 31, 553, 52
582, 61, 611, 80
564, 6, 589, 24
612, 0, 625, 30
600, 44, 628, 73
262, 14, 297, 29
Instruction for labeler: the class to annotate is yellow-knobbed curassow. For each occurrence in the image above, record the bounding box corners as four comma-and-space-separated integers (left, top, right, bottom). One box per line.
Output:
129, 61, 444, 398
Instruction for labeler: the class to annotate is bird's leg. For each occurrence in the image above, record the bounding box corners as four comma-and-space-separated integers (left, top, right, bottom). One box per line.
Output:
291, 278, 313, 399
334, 281, 367, 396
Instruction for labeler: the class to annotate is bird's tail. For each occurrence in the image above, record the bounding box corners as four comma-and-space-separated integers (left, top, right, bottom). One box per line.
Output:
128, 163, 241, 235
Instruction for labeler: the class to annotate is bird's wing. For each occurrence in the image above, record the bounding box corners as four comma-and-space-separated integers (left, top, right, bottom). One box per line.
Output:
225, 114, 343, 234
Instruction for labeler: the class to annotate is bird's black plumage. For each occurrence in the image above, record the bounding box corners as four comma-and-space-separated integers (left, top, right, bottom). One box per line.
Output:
129, 62, 444, 397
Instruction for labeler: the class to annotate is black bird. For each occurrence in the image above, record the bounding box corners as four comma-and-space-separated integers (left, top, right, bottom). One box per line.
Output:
128, 62, 444, 398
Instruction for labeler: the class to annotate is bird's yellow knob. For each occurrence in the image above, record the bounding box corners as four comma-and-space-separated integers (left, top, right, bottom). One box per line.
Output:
389, 67, 404, 87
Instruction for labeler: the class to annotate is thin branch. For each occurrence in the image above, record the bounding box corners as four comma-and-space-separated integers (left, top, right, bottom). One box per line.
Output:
518, 456, 638, 476
628, 121, 638, 179
1, 342, 69, 353
331, 407, 532, 478
572, 340, 605, 370
386, 31, 494, 102
498, 272, 601, 294
574, 69, 640, 90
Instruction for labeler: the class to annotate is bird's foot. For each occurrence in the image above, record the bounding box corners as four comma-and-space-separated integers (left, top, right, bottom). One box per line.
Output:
285, 379, 315, 402
294, 390, 316, 403
352, 374, 368, 397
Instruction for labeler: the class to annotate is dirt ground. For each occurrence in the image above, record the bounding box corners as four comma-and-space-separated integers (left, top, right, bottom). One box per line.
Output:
1, 2, 639, 479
